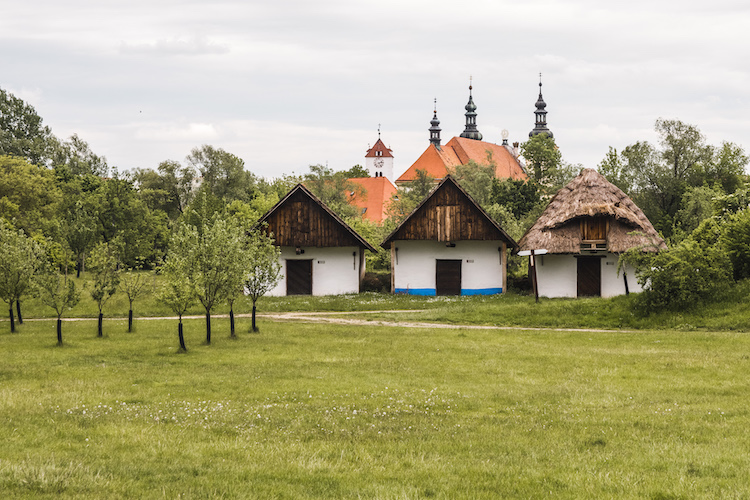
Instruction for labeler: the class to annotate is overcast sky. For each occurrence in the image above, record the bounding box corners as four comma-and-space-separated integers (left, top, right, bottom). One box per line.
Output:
3, 0, 749, 180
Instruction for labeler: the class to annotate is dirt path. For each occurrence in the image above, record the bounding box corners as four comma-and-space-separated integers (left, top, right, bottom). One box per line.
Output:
17, 310, 633, 333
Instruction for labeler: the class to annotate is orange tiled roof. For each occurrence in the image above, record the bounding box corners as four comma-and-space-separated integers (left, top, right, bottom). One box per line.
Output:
347, 176, 397, 223
365, 138, 394, 158
396, 137, 527, 184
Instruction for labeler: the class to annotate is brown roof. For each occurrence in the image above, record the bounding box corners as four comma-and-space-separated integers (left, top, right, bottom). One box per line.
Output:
396, 137, 527, 184
365, 138, 393, 158
518, 168, 667, 254
347, 177, 397, 223
382, 175, 517, 248
257, 183, 377, 252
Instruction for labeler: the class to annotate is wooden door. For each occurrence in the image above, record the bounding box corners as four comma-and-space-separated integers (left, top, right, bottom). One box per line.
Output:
436, 259, 462, 296
577, 257, 601, 297
287, 259, 312, 295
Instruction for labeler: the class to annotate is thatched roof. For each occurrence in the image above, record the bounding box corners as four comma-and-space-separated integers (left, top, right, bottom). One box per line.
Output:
518, 169, 666, 254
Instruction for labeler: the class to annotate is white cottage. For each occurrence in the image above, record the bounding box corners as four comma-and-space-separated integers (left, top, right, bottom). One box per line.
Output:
257, 184, 376, 296
518, 168, 667, 298
381, 176, 517, 295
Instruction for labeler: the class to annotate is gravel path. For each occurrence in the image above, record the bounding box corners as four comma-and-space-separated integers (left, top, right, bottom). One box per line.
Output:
17, 310, 632, 333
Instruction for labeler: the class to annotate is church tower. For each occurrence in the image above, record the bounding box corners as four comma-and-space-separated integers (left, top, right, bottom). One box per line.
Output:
460, 78, 483, 141
529, 74, 553, 138
365, 126, 394, 183
429, 98, 442, 149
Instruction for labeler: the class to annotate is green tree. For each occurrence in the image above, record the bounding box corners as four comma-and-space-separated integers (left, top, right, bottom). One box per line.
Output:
159, 239, 195, 351
0, 88, 55, 165
61, 199, 98, 277
449, 160, 496, 208
118, 268, 152, 333
0, 221, 45, 332
132, 160, 197, 219
303, 164, 363, 219
386, 169, 435, 223
35, 264, 80, 345
720, 208, 750, 281
520, 133, 562, 184
490, 177, 542, 219
175, 210, 245, 344
88, 242, 120, 337
0, 155, 62, 236
50, 134, 108, 177
186, 145, 256, 202
244, 229, 282, 332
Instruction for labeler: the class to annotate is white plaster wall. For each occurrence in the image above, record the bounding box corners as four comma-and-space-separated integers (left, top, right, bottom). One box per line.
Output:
536, 253, 644, 298
392, 240, 505, 294
269, 246, 361, 296
601, 255, 643, 297
535, 254, 577, 298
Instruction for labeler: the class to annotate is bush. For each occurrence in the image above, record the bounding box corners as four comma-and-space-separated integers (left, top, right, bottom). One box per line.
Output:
722, 208, 750, 280
623, 240, 732, 312
361, 271, 390, 293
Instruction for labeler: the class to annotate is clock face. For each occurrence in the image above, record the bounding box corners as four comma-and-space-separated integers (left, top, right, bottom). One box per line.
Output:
374, 158, 384, 168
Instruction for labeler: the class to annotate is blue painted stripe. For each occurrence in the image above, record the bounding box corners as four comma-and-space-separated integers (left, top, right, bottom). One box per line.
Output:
394, 288, 436, 296
461, 288, 502, 296
394, 288, 502, 296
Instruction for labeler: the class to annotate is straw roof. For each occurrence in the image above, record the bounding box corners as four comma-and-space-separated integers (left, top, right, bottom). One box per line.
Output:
518, 169, 666, 254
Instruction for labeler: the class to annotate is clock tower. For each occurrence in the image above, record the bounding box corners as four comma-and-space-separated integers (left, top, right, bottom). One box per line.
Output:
365, 127, 394, 183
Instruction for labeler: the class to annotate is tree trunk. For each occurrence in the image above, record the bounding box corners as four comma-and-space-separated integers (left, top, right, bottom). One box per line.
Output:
230, 308, 235, 338
252, 303, 258, 332
178, 319, 187, 351
128, 309, 133, 332
76, 260, 81, 278
205, 311, 211, 344
57, 318, 63, 345
98, 313, 103, 337
9, 303, 15, 333
16, 300, 22, 325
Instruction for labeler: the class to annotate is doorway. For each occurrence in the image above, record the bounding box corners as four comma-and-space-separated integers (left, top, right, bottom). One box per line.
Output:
287, 259, 312, 295
436, 259, 462, 296
577, 257, 601, 297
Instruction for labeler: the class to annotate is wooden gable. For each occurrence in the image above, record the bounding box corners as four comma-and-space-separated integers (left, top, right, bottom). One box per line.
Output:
382, 176, 517, 247
258, 184, 376, 251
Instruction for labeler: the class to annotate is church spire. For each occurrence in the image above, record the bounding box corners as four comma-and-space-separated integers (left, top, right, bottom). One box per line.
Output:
460, 77, 483, 141
529, 73, 553, 138
429, 98, 442, 148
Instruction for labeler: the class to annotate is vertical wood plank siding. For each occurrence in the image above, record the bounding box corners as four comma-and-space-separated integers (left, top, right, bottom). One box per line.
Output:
393, 181, 500, 242
263, 190, 362, 248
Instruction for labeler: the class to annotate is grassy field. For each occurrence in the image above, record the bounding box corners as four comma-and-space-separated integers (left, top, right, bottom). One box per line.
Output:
9, 273, 750, 333
2, 315, 750, 498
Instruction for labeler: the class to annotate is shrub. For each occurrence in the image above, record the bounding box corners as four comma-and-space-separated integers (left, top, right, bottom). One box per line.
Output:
623, 240, 732, 312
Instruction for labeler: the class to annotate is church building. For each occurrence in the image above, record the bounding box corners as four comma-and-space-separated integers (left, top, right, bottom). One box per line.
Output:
396, 83, 529, 186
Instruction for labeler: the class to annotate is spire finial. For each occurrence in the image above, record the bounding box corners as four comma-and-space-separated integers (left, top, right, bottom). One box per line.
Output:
378, 123, 381, 139
469, 75, 473, 94
429, 98, 442, 148
460, 78, 482, 141
530, 73, 553, 139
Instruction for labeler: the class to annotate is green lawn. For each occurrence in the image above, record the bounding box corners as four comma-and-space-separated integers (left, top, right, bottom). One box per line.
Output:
2, 317, 750, 498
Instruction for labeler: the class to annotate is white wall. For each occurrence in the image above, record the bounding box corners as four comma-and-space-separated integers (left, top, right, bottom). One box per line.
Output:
269, 246, 362, 296
392, 240, 505, 295
535, 253, 643, 298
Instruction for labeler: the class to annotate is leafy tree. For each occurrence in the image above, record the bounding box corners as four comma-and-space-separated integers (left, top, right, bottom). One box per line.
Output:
597, 147, 637, 194
386, 169, 435, 223
0, 88, 55, 165
50, 134, 108, 177
159, 240, 195, 351
620, 239, 732, 312
88, 242, 120, 337
520, 133, 562, 184
118, 268, 152, 333
343, 164, 369, 178
0, 221, 45, 332
35, 264, 80, 345
449, 160, 496, 208
244, 229, 282, 332
720, 208, 750, 281
174, 210, 245, 344
490, 177, 542, 219
132, 160, 197, 219
186, 145, 256, 202
0, 155, 62, 236
303, 164, 363, 219
61, 199, 98, 277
